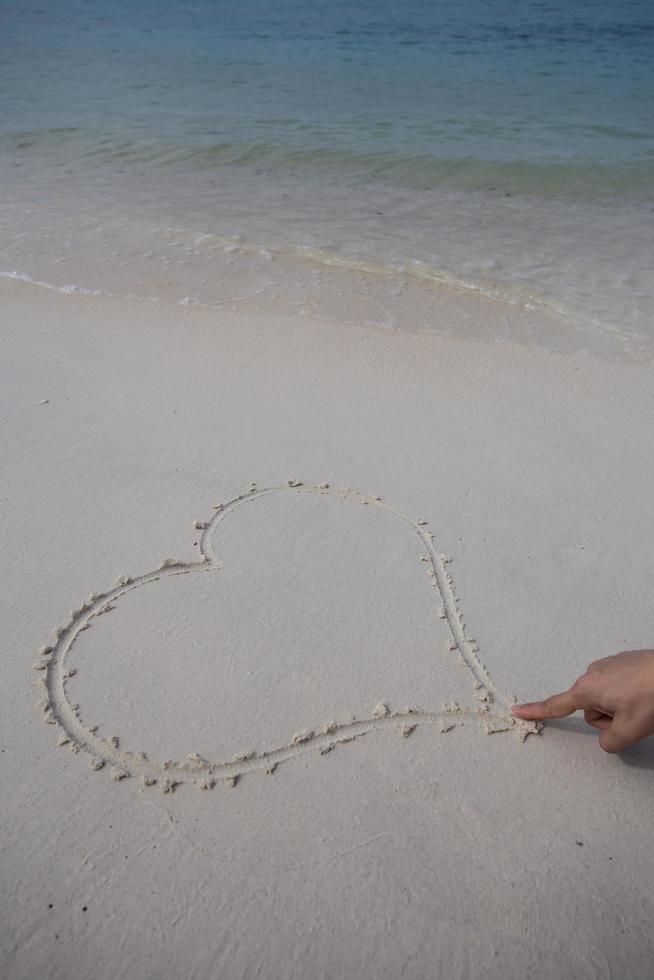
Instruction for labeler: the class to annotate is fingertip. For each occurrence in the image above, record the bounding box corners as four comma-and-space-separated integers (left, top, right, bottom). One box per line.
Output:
511, 702, 543, 720
599, 730, 627, 754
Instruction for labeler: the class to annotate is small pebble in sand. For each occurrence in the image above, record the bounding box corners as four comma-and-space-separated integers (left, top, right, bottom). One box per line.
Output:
193, 520, 208, 529
287, 479, 303, 487
142, 776, 157, 787
224, 775, 238, 788
90, 758, 104, 771
111, 768, 128, 781
161, 779, 178, 793
440, 720, 455, 733
400, 725, 417, 738
373, 702, 389, 718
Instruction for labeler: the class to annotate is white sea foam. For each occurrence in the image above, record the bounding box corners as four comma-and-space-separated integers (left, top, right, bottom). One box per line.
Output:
0, 270, 104, 297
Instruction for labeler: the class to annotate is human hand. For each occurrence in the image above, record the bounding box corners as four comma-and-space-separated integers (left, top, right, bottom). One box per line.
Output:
511, 650, 654, 753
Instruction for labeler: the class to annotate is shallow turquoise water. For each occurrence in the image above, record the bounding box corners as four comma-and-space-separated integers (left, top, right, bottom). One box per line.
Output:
1, 0, 653, 351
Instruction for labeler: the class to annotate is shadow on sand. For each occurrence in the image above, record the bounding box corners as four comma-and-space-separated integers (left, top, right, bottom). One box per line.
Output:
548, 716, 654, 771
619, 738, 654, 772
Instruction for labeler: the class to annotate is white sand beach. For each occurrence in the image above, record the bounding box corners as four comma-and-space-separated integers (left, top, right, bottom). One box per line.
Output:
2, 276, 654, 978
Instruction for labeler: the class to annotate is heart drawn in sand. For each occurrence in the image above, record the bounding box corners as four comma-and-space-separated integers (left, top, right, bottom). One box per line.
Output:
34, 482, 538, 792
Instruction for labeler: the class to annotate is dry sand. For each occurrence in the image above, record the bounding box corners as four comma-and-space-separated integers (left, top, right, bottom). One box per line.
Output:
1, 276, 654, 979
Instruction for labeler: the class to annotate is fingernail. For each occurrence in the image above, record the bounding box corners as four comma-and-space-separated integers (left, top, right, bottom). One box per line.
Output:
511, 704, 523, 715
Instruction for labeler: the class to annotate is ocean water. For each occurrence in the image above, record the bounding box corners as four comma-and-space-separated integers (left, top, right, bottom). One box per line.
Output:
1, 0, 653, 355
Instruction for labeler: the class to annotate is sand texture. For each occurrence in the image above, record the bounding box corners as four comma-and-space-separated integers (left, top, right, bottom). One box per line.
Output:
2, 278, 654, 979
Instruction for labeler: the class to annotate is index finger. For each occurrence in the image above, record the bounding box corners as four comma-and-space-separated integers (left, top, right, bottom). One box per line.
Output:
511, 689, 581, 721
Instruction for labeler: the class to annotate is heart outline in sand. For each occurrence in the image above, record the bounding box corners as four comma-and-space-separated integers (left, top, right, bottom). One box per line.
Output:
34, 482, 538, 792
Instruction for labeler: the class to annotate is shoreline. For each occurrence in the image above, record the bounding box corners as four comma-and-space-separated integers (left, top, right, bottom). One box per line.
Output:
3, 150, 653, 358
1, 253, 651, 363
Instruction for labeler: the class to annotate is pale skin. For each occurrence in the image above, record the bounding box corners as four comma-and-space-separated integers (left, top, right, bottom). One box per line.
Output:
511, 650, 654, 753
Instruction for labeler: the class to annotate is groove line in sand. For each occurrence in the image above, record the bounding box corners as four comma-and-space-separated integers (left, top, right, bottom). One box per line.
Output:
35, 482, 540, 792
